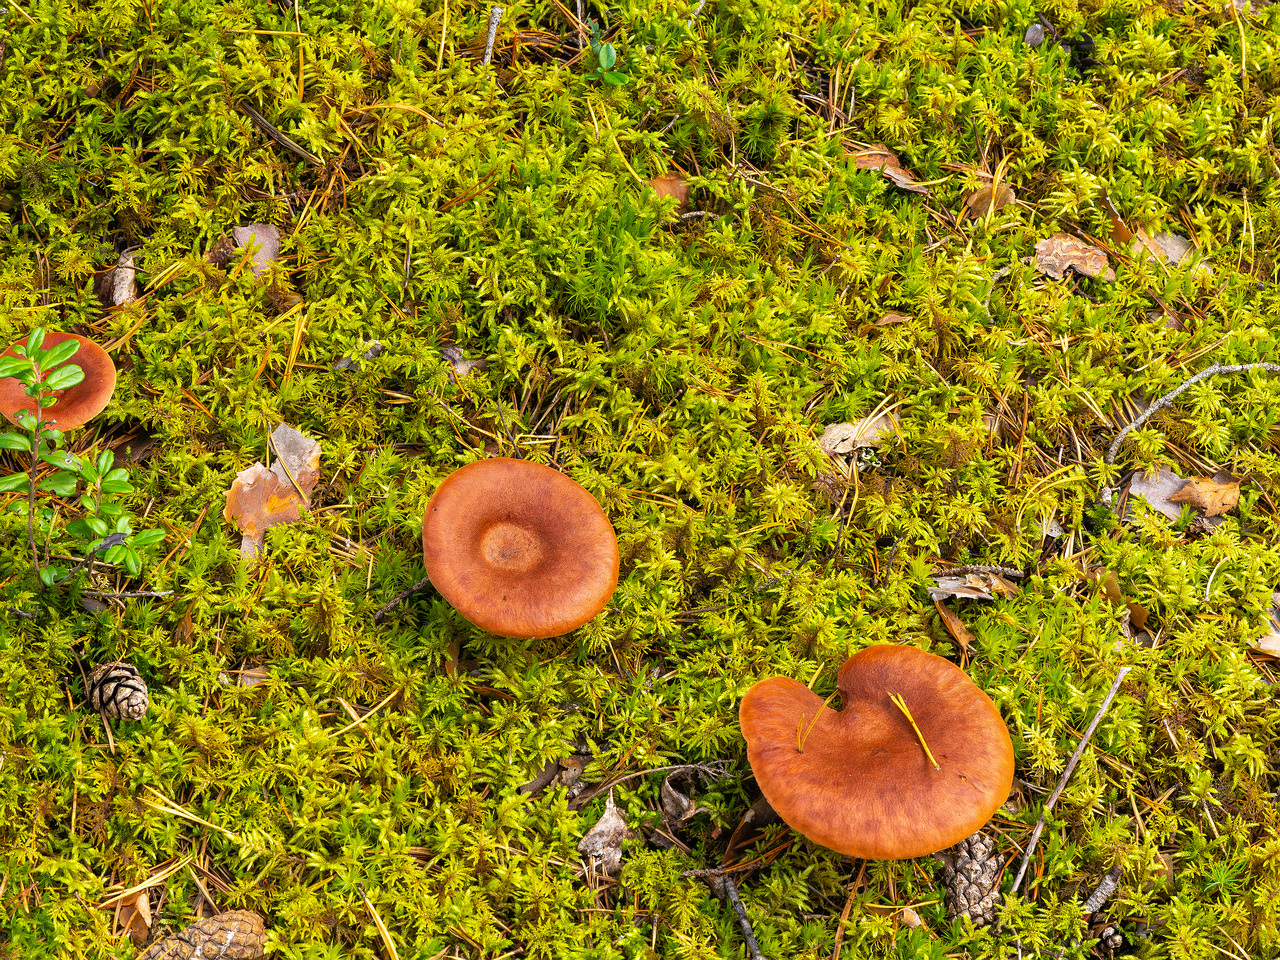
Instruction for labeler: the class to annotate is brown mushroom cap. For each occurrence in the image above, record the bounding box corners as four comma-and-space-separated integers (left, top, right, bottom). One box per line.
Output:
740, 644, 1014, 859
0, 333, 116, 431
422, 458, 619, 638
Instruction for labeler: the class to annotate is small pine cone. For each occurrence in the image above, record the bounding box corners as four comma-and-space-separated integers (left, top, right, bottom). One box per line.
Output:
138, 910, 266, 960
86, 661, 149, 721
939, 831, 1001, 926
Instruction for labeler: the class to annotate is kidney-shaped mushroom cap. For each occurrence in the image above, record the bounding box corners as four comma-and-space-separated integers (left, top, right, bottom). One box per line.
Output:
0, 333, 116, 431
422, 458, 619, 638
740, 644, 1014, 859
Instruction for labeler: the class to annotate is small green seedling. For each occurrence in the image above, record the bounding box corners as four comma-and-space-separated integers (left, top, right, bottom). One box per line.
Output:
584, 20, 629, 85
0, 329, 164, 588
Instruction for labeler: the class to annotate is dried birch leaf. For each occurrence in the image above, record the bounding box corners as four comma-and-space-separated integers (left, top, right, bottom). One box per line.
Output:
818, 412, 897, 455
231, 224, 282, 278
851, 144, 931, 195
1098, 189, 1134, 245
962, 185, 1015, 219
649, 175, 689, 205
1031, 232, 1115, 281
440, 345, 488, 379
934, 599, 975, 652
928, 572, 1019, 601
1126, 467, 1188, 521
115, 889, 153, 947
223, 423, 322, 556
661, 773, 697, 827
1167, 472, 1239, 517
94, 250, 139, 306
578, 792, 628, 876
237, 664, 270, 688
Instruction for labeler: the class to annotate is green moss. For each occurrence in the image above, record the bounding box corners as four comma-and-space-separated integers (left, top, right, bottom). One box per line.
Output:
3, 0, 1280, 956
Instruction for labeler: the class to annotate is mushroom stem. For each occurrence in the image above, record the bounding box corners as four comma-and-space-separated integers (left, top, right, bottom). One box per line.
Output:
889, 693, 940, 770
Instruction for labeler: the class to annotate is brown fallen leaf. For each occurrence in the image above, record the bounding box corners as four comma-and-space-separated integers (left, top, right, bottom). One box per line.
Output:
722, 794, 779, 866
237, 664, 270, 688
928, 571, 1020, 601
173, 604, 195, 645
223, 423, 322, 556
578, 792, 628, 877
1167, 471, 1239, 518
962, 184, 1015, 219
851, 143, 931, 195
1030, 232, 1115, 281
94, 249, 139, 307
1098, 188, 1134, 246
934, 598, 974, 652
206, 236, 237, 267
661, 771, 697, 828
114, 889, 153, 948
232, 223, 282, 278
650, 175, 689, 206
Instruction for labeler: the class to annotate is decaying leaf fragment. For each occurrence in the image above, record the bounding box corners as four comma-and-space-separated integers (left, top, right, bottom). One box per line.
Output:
223, 423, 322, 556
962, 185, 1015, 219
1166, 471, 1239, 518
851, 144, 931, 195
231, 224, 282, 278
1030, 232, 1115, 281
113, 889, 153, 947
440, 344, 488, 379
928, 571, 1019, 602
1127, 467, 1238, 521
661, 772, 697, 827
934, 599, 975, 652
578, 792, 628, 877
137, 909, 266, 960
818, 411, 898, 456
94, 249, 139, 306
649, 175, 689, 206
1252, 592, 1280, 657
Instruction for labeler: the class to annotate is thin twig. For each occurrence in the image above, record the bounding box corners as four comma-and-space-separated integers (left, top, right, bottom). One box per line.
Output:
569, 761, 729, 810
707, 874, 766, 960
686, 0, 708, 27
482, 6, 503, 65
1082, 865, 1123, 912
53, 532, 128, 587
1106, 362, 1280, 465
80, 588, 175, 599
938, 563, 1025, 579
1009, 666, 1133, 896
373, 573, 432, 622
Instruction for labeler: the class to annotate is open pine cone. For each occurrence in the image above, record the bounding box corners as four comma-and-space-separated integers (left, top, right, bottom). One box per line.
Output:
86, 661, 149, 721
938, 831, 1002, 926
138, 910, 266, 960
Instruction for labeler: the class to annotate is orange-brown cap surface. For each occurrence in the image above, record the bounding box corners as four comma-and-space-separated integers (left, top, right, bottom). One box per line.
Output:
422, 458, 619, 638
740, 645, 1014, 859
0, 333, 116, 431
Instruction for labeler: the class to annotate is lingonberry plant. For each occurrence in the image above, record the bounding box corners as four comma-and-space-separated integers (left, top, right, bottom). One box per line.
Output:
0, 329, 163, 588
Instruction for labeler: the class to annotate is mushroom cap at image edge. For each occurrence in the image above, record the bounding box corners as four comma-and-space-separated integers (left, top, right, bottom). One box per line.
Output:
0, 332, 116, 431
739, 644, 1015, 860
422, 458, 620, 638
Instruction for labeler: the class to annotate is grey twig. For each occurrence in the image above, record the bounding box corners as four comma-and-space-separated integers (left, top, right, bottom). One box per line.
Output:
80, 589, 175, 599
707, 874, 766, 960
53, 533, 129, 587
1010, 666, 1134, 896
482, 6, 504, 65
373, 573, 432, 622
686, 0, 708, 27
1106, 362, 1280, 465
1082, 865, 1123, 912
939, 564, 1025, 579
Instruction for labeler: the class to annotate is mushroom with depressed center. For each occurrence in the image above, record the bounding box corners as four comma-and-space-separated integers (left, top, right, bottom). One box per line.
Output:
739, 644, 1014, 860
0, 332, 116, 431
422, 458, 619, 638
